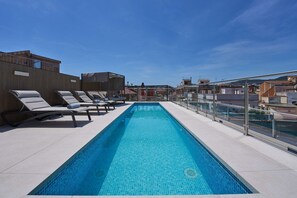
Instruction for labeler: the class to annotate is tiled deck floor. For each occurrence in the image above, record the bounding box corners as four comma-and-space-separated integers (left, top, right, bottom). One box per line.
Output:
0, 102, 296, 198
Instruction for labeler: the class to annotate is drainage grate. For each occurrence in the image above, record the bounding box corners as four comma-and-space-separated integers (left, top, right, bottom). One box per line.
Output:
184, 168, 198, 178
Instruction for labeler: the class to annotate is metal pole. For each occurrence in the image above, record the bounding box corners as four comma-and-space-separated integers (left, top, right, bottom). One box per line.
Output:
272, 113, 276, 138
167, 86, 169, 101
244, 81, 249, 135
196, 85, 199, 113
187, 90, 189, 109
212, 85, 216, 121
179, 89, 182, 105
181, 87, 183, 106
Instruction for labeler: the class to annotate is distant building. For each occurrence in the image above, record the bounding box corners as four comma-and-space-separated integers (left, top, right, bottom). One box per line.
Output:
0, 50, 61, 72
176, 78, 197, 100
287, 92, 297, 105
81, 72, 125, 96
220, 86, 244, 94
176, 78, 259, 107
198, 79, 210, 85
181, 78, 192, 86
198, 82, 258, 108
198, 93, 258, 108
197, 79, 214, 94
121, 87, 137, 101
126, 84, 174, 101
259, 77, 297, 106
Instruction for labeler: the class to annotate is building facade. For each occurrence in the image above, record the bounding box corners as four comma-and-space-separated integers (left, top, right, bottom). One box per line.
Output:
81, 72, 125, 96
0, 50, 61, 72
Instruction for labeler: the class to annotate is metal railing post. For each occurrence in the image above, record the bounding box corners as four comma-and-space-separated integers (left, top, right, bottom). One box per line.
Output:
186, 92, 189, 109
243, 81, 249, 135
196, 86, 199, 113
167, 86, 169, 101
212, 85, 216, 121
272, 114, 276, 138
179, 96, 182, 105
137, 88, 139, 101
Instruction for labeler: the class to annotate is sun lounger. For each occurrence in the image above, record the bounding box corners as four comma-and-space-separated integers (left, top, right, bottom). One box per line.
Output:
99, 91, 126, 104
57, 91, 108, 114
1, 90, 91, 127
74, 91, 115, 110
87, 91, 116, 109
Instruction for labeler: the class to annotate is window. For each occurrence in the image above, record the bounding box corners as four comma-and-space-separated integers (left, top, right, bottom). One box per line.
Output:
33, 60, 41, 69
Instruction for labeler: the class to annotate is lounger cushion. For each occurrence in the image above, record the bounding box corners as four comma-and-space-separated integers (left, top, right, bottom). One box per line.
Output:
87, 91, 100, 99
75, 91, 93, 103
35, 106, 88, 113
98, 91, 107, 98
67, 103, 81, 109
12, 90, 41, 98
74, 91, 94, 103
63, 96, 79, 104
81, 95, 93, 103
57, 91, 73, 96
10, 90, 51, 110
57, 91, 80, 104
21, 98, 51, 110
75, 91, 85, 96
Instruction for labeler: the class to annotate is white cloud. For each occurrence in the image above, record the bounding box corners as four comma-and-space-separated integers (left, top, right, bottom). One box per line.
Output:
231, 0, 279, 25
174, 36, 297, 81
213, 37, 296, 58
225, 0, 293, 36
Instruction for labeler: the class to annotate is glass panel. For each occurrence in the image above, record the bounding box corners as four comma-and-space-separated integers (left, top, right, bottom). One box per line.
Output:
33, 60, 41, 69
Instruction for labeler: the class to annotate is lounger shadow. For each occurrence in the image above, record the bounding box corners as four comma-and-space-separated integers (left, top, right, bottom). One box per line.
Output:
1, 90, 91, 127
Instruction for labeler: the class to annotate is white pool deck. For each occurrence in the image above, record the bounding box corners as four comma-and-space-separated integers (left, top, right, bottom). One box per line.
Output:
0, 102, 297, 198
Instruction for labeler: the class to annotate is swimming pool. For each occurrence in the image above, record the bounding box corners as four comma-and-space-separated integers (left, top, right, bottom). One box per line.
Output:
30, 103, 252, 195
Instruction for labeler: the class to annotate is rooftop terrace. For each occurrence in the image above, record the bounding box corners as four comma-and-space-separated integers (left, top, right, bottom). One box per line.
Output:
0, 102, 297, 198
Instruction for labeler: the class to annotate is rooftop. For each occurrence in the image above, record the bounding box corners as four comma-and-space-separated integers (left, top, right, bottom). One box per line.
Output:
5, 50, 61, 63
0, 102, 297, 198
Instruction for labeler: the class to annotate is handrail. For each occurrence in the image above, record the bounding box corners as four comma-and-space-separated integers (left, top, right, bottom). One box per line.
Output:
178, 70, 297, 87
210, 70, 297, 84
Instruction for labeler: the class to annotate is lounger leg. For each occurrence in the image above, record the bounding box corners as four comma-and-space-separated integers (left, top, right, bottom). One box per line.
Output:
105, 106, 108, 112
96, 106, 100, 115
72, 114, 77, 127
86, 110, 91, 120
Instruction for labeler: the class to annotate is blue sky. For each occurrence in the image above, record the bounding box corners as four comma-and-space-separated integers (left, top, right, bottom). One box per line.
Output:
1, 0, 297, 86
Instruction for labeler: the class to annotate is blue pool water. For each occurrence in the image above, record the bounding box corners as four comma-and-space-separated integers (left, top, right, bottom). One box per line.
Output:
30, 103, 251, 195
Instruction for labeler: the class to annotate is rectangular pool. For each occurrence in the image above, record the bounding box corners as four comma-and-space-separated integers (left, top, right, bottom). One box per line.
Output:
30, 103, 252, 195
